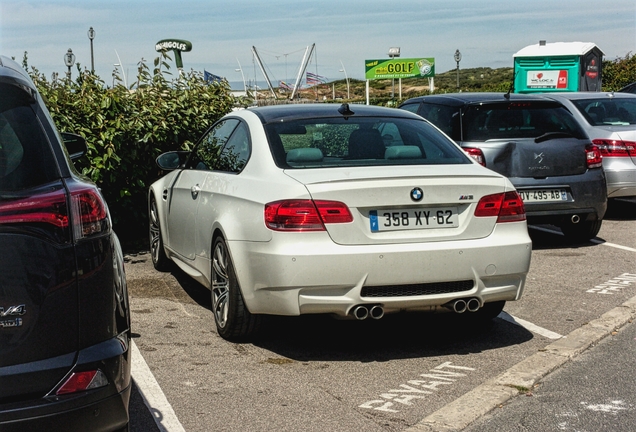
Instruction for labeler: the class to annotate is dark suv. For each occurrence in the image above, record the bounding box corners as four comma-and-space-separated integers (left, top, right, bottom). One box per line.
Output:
0, 56, 131, 430
400, 93, 607, 241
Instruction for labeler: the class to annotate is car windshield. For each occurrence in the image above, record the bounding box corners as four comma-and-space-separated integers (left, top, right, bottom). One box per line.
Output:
569, 98, 636, 126
265, 116, 471, 169
462, 101, 587, 141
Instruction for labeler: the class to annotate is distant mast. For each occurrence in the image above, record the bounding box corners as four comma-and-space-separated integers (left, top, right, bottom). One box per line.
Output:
251, 46, 277, 99
290, 44, 315, 100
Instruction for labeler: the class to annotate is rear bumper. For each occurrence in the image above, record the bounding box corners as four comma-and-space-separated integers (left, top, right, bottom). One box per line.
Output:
511, 169, 607, 221
605, 167, 636, 198
0, 333, 131, 432
229, 222, 532, 317
0, 385, 130, 432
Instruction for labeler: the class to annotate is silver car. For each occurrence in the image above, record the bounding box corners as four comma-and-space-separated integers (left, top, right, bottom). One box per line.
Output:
399, 93, 608, 242
149, 104, 532, 340
547, 92, 636, 199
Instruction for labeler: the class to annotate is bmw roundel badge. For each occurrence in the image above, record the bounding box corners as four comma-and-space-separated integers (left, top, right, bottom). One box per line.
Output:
410, 187, 423, 202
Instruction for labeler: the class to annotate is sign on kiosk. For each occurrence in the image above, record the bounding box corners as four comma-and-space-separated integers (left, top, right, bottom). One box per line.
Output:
526, 70, 569, 89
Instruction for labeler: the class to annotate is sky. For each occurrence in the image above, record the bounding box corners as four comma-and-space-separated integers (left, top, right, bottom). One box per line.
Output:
1, 0, 635, 89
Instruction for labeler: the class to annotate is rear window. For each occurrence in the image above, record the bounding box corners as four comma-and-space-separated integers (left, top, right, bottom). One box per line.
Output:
265, 116, 471, 169
0, 84, 58, 192
462, 102, 586, 141
570, 98, 636, 126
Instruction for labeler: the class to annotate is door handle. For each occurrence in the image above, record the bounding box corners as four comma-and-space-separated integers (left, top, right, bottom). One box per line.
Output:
191, 184, 201, 198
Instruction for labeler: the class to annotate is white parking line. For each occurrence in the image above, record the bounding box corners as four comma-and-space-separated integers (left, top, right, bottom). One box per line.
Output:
498, 311, 563, 340
590, 239, 636, 253
529, 225, 636, 253
131, 340, 186, 432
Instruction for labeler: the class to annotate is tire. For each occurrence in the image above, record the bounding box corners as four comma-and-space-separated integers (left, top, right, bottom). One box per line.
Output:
560, 219, 602, 243
467, 300, 506, 324
211, 236, 260, 340
149, 195, 171, 272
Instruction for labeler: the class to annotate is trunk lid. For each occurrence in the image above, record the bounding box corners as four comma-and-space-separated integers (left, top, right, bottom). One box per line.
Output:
465, 137, 590, 178
0, 183, 79, 401
285, 164, 510, 246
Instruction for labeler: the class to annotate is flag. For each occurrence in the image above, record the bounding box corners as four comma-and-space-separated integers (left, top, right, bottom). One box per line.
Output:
279, 81, 293, 90
204, 70, 224, 84
306, 72, 327, 86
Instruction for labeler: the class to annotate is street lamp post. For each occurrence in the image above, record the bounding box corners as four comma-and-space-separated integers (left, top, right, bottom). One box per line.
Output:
87, 27, 95, 74
339, 60, 350, 99
64, 48, 76, 81
454, 49, 462, 90
388, 47, 400, 98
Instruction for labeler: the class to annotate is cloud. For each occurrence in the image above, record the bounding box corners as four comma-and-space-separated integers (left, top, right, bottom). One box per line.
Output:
1, 0, 634, 84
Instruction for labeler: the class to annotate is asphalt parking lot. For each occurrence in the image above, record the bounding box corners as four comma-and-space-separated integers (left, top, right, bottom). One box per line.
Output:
124, 198, 636, 432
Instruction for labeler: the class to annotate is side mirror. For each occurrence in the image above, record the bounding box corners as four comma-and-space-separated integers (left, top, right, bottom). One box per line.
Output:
61, 132, 87, 160
156, 151, 189, 170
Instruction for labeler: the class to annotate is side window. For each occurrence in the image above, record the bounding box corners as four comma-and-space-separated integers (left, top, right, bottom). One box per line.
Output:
215, 122, 250, 173
418, 103, 459, 139
400, 102, 420, 114
190, 119, 239, 170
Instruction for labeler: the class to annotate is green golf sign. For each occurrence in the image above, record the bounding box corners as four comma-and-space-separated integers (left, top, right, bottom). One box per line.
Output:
365, 57, 435, 80
155, 39, 192, 69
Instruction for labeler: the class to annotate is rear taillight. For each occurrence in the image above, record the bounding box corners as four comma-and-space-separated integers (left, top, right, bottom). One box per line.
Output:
463, 147, 486, 166
56, 370, 108, 395
265, 199, 353, 231
0, 188, 68, 227
475, 191, 526, 223
69, 184, 109, 239
585, 144, 603, 169
592, 139, 636, 158
0, 184, 108, 241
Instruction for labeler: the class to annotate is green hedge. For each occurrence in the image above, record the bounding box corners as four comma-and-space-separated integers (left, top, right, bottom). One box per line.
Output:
28, 55, 235, 245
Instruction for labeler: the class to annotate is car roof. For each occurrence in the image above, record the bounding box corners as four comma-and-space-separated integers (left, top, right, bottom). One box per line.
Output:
619, 82, 636, 94
0, 55, 33, 81
248, 103, 422, 123
546, 92, 636, 101
401, 92, 555, 107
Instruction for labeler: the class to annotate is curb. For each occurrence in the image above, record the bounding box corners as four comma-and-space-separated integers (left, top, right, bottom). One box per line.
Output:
406, 294, 636, 431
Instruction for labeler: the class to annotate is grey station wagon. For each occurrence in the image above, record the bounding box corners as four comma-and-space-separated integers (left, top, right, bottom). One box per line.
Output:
400, 93, 607, 242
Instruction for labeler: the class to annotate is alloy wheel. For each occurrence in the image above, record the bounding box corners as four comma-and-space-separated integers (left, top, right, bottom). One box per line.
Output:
149, 199, 161, 265
212, 241, 230, 329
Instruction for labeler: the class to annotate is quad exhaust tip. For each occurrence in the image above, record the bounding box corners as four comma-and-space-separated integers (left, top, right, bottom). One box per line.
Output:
352, 305, 384, 320
446, 297, 482, 314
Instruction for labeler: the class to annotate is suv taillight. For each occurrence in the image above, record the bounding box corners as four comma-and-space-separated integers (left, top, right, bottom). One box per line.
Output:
265, 199, 353, 231
0, 184, 108, 241
475, 191, 526, 223
56, 370, 108, 395
592, 139, 636, 158
68, 184, 109, 239
585, 144, 603, 169
463, 147, 486, 166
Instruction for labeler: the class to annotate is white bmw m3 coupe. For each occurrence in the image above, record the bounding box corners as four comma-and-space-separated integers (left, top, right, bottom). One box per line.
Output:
149, 103, 532, 340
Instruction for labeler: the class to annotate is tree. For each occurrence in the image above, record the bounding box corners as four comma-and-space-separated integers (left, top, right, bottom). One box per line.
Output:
27, 53, 235, 244
602, 52, 635, 91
